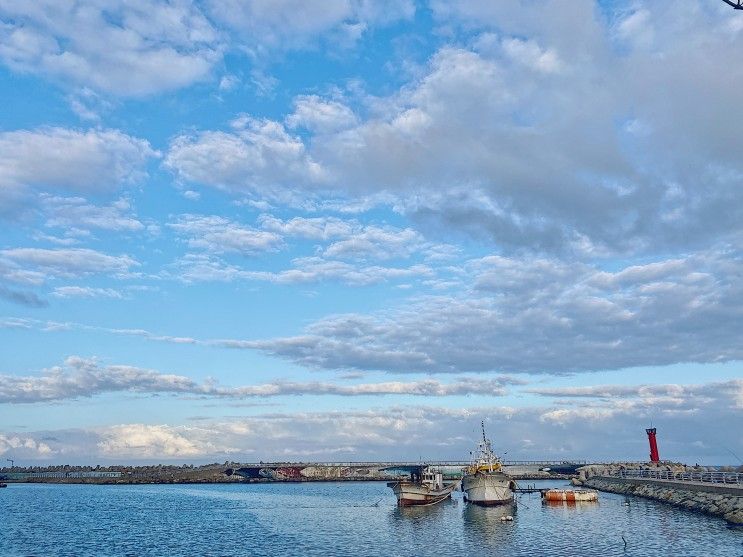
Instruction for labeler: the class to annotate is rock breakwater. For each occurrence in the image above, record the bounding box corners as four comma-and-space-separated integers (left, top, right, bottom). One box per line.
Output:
577, 464, 743, 525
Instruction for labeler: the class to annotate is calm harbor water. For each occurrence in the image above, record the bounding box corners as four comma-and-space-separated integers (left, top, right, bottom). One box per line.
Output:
1, 480, 741, 556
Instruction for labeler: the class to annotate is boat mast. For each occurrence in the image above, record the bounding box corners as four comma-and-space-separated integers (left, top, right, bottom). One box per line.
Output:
481, 421, 493, 455
480, 420, 496, 471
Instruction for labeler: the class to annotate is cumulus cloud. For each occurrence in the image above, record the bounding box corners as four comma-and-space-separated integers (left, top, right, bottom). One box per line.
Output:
321, 226, 424, 261
9, 240, 741, 376
0, 355, 512, 404
207, 0, 414, 50
41, 196, 145, 233
0, 128, 156, 217
165, 116, 326, 199
239, 246, 743, 374
164, 213, 450, 285
51, 287, 123, 299
97, 424, 222, 458
286, 95, 358, 133
258, 215, 446, 262
0, 356, 197, 404
529, 380, 743, 408
0, 0, 221, 95
0, 248, 139, 281
168, 214, 283, 255
4, 384, 742, 462
163, 2, 743, 255
257, 214, 356, 241
0, 433, 53, 458
172, 254, 434, 285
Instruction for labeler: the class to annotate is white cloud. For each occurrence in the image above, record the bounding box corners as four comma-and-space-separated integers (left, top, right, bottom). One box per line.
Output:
4, 385, 742, 462
258, 215, 437, 261
0, 127, 156, 217
258, 214, 355, 240
0, 355, 512, 404
182, 190, 201, 201
529, 380, 743, 407
169, 3, 743, 255
501, 37, 564, 74
0, 0, 221, 96
241, 246, 743, 374
168, 214, 283, 255
165, 117, 326, 199
286, 95, 358, 133
0, 434, 53, 458
0, 248, 139, 280
97, 424, 219, 458
0, 356, 197, 404
207, 0, 414, 50
322, 226, 425, 260
41, 196, 145, 233
173, 254, 433, 286
218, 74, 239, 91
51, 287, 123, 299
10, 240, 742, 376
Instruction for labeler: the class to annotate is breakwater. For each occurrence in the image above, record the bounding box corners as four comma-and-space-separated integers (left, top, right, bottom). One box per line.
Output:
578, 465, 743, 525
0, 463, 243, 484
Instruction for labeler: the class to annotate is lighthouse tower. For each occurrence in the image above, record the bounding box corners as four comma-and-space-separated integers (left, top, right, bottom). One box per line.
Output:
646, 428, 660, 462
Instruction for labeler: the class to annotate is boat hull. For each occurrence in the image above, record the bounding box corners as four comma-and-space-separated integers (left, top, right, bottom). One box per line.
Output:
462, 473, 513, 506
387, 481, 455, 507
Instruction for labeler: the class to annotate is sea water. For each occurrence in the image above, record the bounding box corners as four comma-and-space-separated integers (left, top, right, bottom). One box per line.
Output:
1, 480, 740, 556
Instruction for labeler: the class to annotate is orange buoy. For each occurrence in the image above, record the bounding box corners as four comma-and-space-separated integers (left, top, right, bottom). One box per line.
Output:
542, 489, 598, 502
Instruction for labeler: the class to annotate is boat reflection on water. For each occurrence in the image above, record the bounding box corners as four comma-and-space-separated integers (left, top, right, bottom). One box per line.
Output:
462, 501, 517, 549
543, 499, 599, 508
394, 496, 456, 519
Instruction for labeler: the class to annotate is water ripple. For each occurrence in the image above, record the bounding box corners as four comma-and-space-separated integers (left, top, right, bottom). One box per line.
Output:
1, 480, 740, 556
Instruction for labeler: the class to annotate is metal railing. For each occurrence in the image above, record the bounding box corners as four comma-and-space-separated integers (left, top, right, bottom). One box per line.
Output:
608, 469, 743, 485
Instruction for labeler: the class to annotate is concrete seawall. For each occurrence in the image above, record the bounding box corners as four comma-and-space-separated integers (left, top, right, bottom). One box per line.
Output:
583, 476, 743, 525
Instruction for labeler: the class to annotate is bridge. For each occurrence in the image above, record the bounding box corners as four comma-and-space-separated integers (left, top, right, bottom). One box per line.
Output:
231, 460, 589, 481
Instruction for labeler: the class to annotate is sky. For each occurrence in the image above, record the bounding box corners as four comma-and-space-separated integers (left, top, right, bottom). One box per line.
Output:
0, 0, 741, 466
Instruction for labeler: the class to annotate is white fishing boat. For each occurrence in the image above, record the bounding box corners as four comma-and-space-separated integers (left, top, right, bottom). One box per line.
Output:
387, 466, 456, 507
461, 422, 515, 506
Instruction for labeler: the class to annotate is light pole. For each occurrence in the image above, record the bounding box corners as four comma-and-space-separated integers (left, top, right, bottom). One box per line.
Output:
6, 458, 13, 469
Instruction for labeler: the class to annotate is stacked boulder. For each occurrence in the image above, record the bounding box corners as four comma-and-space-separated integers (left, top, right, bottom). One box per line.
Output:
576, 462, 743, 525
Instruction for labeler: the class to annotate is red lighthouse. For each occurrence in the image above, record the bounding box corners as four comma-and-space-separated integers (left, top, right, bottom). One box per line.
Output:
646, 428, 660, 462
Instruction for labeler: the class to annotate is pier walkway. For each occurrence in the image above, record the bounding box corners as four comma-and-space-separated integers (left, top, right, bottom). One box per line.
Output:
608, 468, 743, 486
583, 469, 743, 524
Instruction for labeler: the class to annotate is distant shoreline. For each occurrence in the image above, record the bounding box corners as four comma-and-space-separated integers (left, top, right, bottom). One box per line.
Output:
0, 462, 575, 484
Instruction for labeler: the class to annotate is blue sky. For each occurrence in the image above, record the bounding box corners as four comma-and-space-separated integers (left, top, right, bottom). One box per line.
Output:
0, 0, 741, 465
